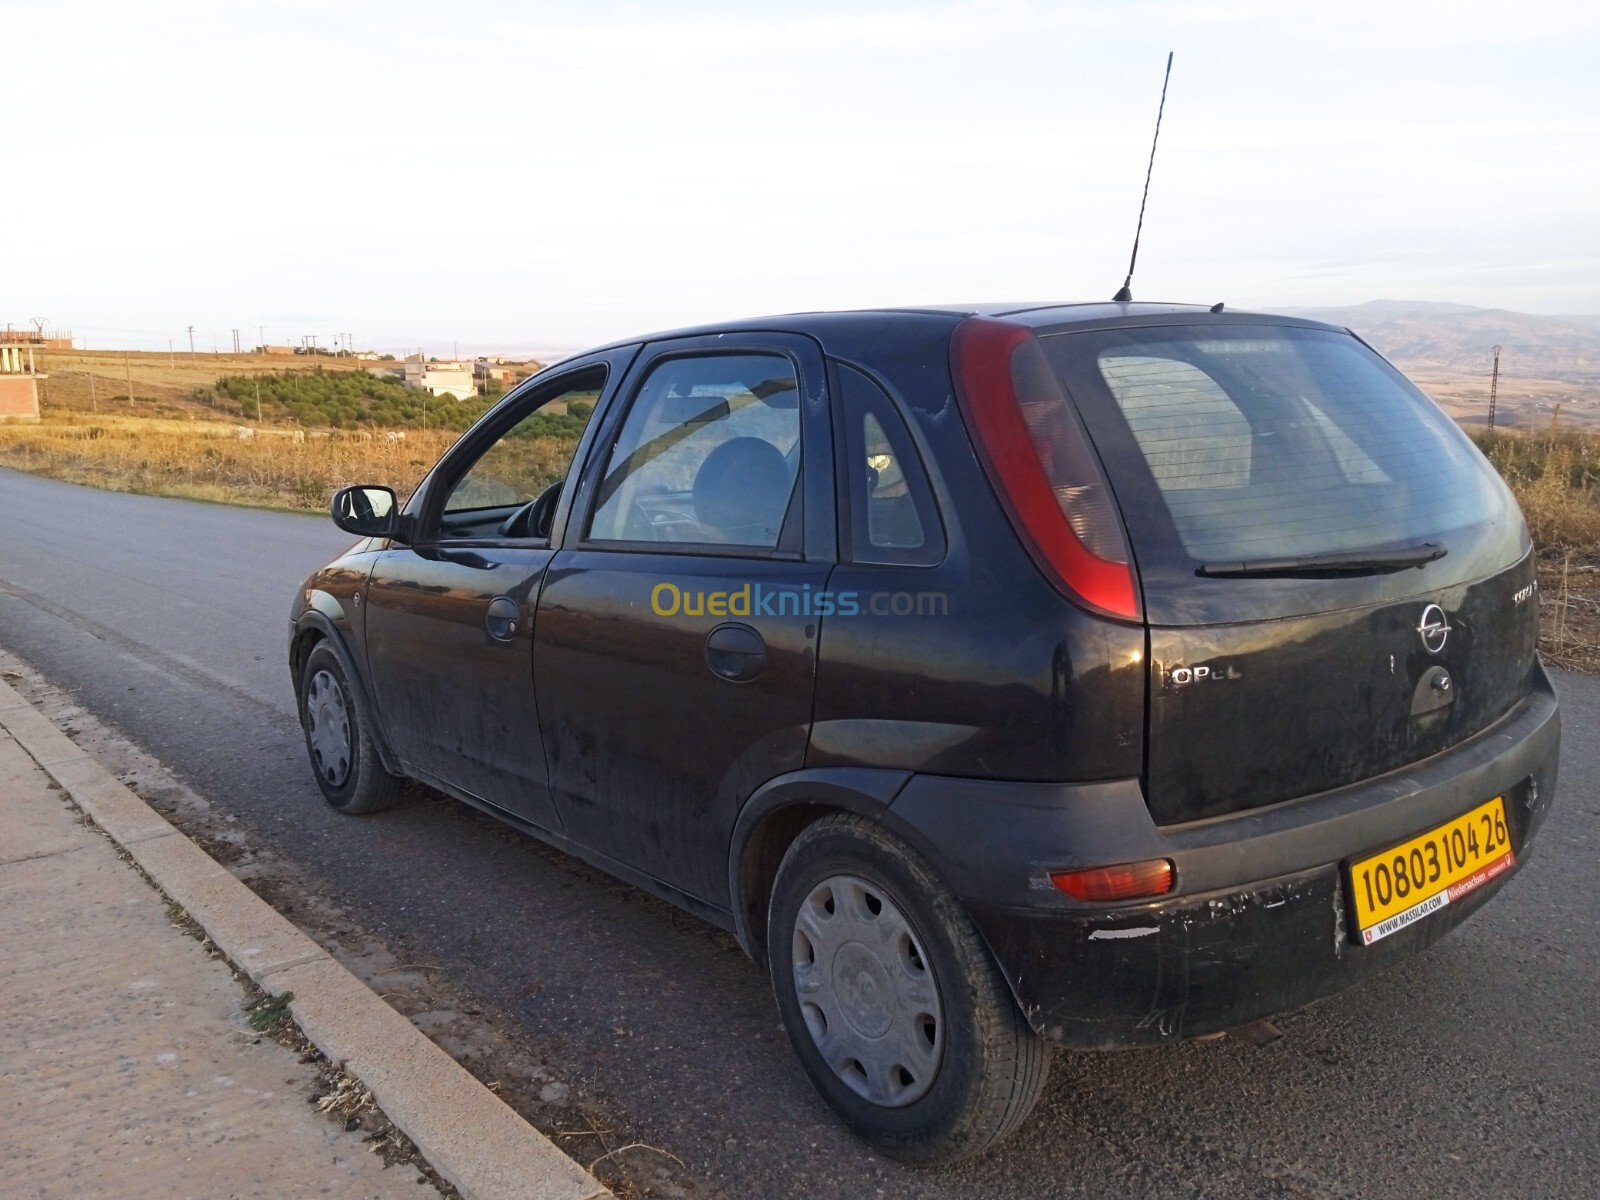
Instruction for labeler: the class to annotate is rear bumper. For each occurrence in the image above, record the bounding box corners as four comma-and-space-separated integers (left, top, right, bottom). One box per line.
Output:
881, 664, 1561, 1047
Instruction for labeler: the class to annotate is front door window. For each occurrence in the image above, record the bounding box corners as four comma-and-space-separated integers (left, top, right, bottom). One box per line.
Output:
433, 369, 605, 542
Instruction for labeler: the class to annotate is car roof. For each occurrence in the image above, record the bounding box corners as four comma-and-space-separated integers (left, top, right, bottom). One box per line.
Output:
562, 302, 1352, 364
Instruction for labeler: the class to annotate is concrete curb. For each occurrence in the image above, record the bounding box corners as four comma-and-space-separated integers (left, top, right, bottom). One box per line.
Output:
0, 676, 611, 1200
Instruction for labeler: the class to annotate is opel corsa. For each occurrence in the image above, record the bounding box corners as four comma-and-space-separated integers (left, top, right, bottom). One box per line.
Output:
291, 303, 1560, 1163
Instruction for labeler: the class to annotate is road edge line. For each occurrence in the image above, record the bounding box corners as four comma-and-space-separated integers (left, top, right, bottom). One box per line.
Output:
0, 675, 611, 1200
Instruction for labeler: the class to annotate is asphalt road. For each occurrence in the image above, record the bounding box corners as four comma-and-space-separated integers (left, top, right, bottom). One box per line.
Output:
2, 465, 1597, 1199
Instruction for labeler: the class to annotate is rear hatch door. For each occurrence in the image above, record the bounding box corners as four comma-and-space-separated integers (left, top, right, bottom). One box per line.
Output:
1040, 320, 1538, 824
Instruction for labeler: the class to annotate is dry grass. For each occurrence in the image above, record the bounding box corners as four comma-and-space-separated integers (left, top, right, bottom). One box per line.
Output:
0, 411, 580, 512
1471, 426, 1600, 550
1471, 426, 1600, 669
1536, 551, 1600, 672
0, 412, 466, 510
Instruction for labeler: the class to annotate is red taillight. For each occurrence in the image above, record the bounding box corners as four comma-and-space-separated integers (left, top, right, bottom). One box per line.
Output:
951, 317, 1141, 621
1050, 859, 1174, 902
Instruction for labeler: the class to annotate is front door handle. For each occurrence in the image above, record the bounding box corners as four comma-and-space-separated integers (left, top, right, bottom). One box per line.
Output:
705, 623, 766, 682
485, 596, 521, 642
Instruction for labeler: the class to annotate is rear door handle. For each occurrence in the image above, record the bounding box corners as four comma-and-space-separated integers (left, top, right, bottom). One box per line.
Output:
485, 596, 521, 642
705, 623, 766, 682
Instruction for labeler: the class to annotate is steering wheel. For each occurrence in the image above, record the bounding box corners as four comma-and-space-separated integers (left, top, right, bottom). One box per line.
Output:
498, 481, 562, 538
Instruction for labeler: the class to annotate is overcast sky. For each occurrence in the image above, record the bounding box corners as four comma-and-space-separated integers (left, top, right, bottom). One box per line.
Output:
4, 0, 1597, 355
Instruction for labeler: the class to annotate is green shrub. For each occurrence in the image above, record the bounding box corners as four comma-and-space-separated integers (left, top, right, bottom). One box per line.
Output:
214, 371, 497, 431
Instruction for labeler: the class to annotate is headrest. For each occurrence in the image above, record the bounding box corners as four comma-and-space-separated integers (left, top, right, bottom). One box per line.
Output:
692, 437, 792, 543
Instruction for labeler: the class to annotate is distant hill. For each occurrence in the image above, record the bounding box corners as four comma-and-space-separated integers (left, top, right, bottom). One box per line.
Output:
1308, 299, 1484, 317
1279, 301, 1600, 381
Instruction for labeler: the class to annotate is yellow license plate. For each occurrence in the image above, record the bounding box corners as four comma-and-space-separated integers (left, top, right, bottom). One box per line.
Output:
1349, 797, 1515, 945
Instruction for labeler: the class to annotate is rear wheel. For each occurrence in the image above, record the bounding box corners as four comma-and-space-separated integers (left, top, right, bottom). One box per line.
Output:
768, 814, 1049, 1164
298, 641, 403, 815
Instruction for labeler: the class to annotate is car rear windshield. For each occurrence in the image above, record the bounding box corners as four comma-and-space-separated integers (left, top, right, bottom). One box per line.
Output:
1039, 324, 1511, 566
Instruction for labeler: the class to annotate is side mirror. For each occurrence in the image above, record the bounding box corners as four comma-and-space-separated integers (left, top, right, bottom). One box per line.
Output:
331, 485, 400, 538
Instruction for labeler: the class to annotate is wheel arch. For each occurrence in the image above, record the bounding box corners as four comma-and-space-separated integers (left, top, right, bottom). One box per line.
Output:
291, 611, 403, 777
727, 767, 911, 963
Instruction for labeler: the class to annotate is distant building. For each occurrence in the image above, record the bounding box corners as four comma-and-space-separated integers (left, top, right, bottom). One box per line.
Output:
1, 328, 71, 351
474, 358, 515, 394
261, 345, 298, 356
403, 354, 474, 400
0, 342, 42, 421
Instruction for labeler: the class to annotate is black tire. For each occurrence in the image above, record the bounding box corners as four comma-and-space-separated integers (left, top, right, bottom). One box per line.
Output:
298, 641, 404, 815
768, 813, 1050, 1164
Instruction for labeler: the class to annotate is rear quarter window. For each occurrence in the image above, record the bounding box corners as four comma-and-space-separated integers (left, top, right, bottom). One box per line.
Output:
834, 364, 945, 567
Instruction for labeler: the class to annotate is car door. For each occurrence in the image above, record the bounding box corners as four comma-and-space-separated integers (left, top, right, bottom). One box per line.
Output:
361, 352, 630, 830
533, 333, 836, 907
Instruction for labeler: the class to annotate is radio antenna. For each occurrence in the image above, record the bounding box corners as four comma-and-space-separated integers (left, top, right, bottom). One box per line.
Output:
1113, 51, 1174, 303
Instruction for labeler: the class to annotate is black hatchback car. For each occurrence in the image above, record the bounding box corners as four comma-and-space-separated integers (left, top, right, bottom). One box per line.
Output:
291, 302, 1560, 1163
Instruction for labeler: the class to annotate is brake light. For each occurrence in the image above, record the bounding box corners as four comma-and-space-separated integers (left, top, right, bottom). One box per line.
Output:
1050, 859, 1174, 902
951, 317, 1140, 620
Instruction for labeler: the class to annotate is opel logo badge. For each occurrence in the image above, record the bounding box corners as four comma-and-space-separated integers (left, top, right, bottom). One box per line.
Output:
1417, 604, 1451, 654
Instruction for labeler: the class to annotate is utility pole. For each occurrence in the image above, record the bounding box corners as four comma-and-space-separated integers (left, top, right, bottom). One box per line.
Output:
186, 325, 195, 360
257, 325, 266, 355
231, 329, 241, 354
1488, 345, 1502, 429
86, 371, 96, 413
212, 334, 218, 357
124, 351, 133, 405
255, 379, 263, 423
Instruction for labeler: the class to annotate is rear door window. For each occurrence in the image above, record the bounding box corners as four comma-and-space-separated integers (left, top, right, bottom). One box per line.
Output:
586, 353, 801, 551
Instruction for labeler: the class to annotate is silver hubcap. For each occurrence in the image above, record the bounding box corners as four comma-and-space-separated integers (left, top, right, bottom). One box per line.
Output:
305, 669, 352, 788
791, 874, 944, 1107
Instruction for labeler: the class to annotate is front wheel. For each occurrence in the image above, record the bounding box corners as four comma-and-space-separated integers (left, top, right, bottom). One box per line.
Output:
298, 641, 403, 815
768, 814, 1050, 1164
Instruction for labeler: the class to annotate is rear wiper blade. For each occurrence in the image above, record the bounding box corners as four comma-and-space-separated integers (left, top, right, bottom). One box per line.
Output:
1197, 542, 1447, 578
